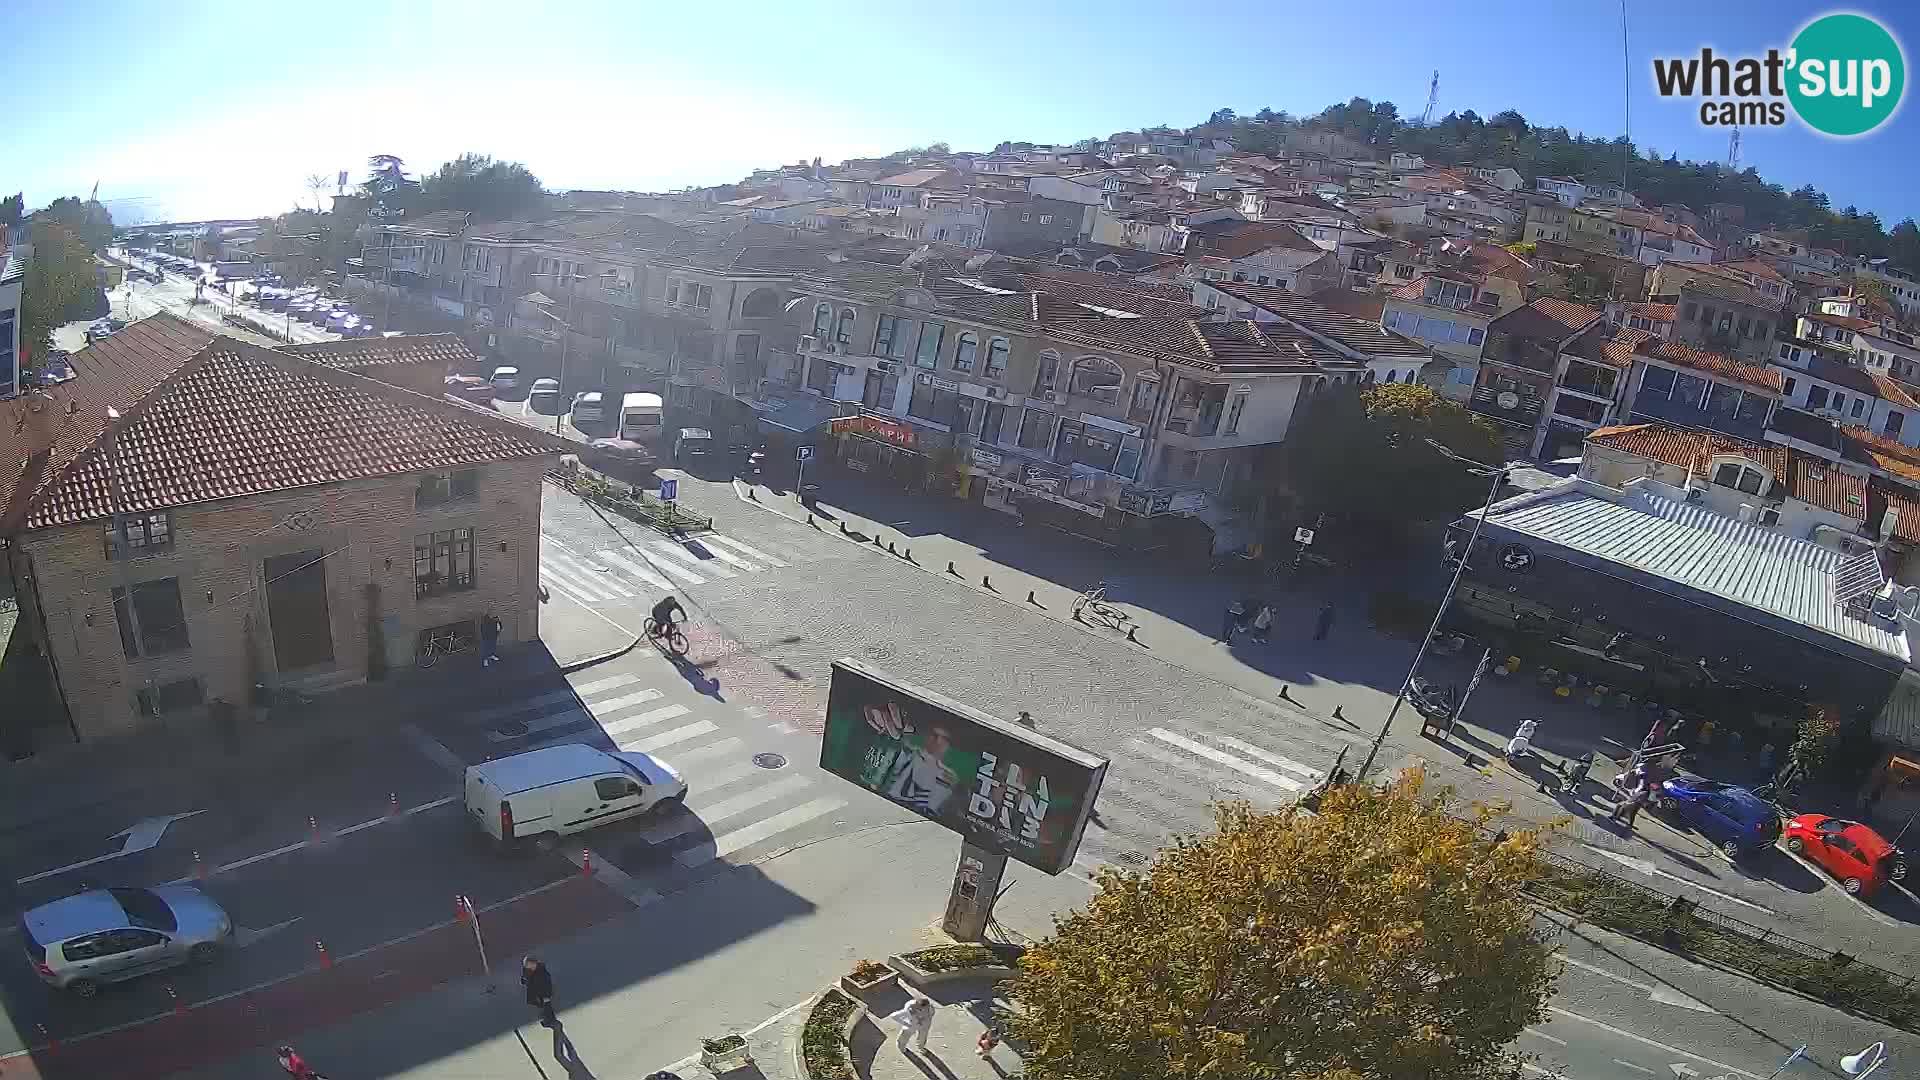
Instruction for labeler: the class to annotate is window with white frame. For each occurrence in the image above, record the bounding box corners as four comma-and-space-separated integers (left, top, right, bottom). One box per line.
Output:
1128, 376, 1159, 422
812, 303, 832, 339
953, 333, 978, 373
1709, 456, 1771, 496
1069, 356, 1123, 402
1034, 350, 1060, 394
1223, 391, 1248, 435
836, 307, 856, 346
915, 323, 944, 370
985, 338, 1009, 379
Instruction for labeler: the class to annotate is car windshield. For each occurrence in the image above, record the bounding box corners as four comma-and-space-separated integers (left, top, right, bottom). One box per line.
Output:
108, 887, 178, 932
1684, 780, 1732, 793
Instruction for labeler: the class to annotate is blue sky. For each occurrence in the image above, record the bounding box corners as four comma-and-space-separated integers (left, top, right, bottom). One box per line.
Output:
4, 0, 1915, 226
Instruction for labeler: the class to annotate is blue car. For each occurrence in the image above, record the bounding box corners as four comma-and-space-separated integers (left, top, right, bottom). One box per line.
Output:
1655, 776, 1781, 858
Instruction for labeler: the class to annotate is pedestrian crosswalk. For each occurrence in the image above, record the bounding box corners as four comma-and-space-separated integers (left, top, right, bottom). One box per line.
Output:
1068, 721, 1342, 878
457, 669, 844, 881
538, 531, 801, 605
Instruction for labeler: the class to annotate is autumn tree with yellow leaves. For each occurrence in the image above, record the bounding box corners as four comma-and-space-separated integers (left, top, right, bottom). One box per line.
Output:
1006, 773, 1557, 1080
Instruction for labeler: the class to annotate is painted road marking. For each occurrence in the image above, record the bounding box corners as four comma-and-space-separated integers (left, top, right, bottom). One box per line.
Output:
1125, 738, 1272, 805
607, 545, 702, 587
1208, 735, 1322, 780
548, 549, 637, 596
1557, 953, 1717, 1012
561, 847, 659, 908
1615, 1061, 1656, 1074
573, 673, 641, 697
671, 737, 744, 770
540, 558, 616, 601
622, 720, 718, 753
602, 705, 691, 739
17, 811, 209, 884
650, 539, 736, 578
464, 687, 620, 728
1148, 728, 1306, 792
539, 571, 600, 606
213, 841, 308, 876
1581, 844, 1777, 915
690, 759, 768, 793
593, 690, 668, 719
1522, 1027, 1566, 1046
234, 918, 303, 949
688, 539, 759, 572
1546, 1007, 1762, 1079
594, 548, 673, 589
676, 797, 846, 868
642, 775, 815, 844
707, 533, 788, 567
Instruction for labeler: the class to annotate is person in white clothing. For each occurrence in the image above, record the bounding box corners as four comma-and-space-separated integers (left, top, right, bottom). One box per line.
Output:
887, 995, 936, 1054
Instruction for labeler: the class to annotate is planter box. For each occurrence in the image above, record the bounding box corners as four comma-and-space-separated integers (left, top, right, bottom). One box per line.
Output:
700, 1035, 752, 1074
838, 969, 900, 1004
887, 952, 1017, 989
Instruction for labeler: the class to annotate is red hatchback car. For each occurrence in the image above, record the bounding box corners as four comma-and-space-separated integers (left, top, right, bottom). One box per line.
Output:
1783, 815, 1907, 895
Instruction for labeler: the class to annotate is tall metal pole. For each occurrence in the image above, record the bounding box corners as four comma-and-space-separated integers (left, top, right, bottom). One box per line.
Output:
105, 408, 149, 707
1357, 460, 1507, 780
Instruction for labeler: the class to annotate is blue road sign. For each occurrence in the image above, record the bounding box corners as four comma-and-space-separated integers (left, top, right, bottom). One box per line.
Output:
660, 478, 678, 502
797, 446, 815, 462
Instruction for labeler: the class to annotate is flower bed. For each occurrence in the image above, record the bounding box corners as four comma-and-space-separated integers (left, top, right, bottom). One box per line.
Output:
799, 988, 859, 1080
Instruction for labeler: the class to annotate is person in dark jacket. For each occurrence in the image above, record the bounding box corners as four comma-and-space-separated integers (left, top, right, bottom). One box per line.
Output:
1313, 601, 1336, 641
522, 955, 557, 1027
481, 615, 503, 668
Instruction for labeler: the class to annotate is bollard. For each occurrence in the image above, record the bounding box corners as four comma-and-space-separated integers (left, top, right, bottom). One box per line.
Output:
982, 574, 993, 590
747, 488, 758, 501
947, 561, 959, 575
1333, 705, 1345, 720
1027, 590, 1037, 605
581, 849, 593, 877
888, 542, 897, 555
168, 985, 186, 1016
389, 792, 400, 818
873, 534, 883, 547
309, 816, 321, 844
38, 1023, 57, 1053
1128, 625, 1139, 643
193, 851, 206, 881
904, 548, 913, 562
315, 940, 332, 969
807, 515, 818, 529
455, 895, 470, 923
840, 521, 851, 535
1278, 684, 1293, 702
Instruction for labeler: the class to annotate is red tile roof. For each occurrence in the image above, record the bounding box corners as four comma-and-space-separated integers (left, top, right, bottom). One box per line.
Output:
1842, 425, 1920, 486
276, 333, 478, 372
1489, 297, 1603, 341
1617, 301, 1677, 323
1584, 423, 1787, 479
1791, 457, 1868, 521
1621, 334, 1782, 393
14, 335, 566, 530
1, 312, 218, 533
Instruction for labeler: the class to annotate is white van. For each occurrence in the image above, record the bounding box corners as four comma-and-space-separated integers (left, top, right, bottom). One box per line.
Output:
464, 744, 688, 851
571, 391, 605, 426
618, 392, 665, 442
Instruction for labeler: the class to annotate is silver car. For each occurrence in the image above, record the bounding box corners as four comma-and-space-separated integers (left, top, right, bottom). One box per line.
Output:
20, 885, 233, 997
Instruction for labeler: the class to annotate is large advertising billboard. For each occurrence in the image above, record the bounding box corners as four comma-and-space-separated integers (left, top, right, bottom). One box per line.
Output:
820, 659, 1107, 876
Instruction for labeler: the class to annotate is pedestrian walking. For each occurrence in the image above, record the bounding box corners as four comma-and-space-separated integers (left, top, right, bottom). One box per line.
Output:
481, 614, 503, 668
1251, 604, 1274, 644
1313, 601, 1336, 641
522, 955, 557, 1028
886, 994, 936, 1054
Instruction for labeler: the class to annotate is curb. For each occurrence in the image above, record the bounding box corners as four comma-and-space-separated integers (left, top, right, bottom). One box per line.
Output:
557, 633, 646, 673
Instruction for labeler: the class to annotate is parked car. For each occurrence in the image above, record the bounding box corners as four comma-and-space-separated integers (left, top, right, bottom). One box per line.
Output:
1783, 814, 1906, 895
84, 320, 116, 343
528, 377, 562, 411
489, 366, 521, 396
570, 390, 605, 426
1653, 776, 1781, 858
464, 743, 686, 852
19, 885, 233, 998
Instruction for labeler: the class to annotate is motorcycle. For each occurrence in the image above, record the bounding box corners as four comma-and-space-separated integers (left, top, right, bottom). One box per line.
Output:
1407, 676, 1458, 725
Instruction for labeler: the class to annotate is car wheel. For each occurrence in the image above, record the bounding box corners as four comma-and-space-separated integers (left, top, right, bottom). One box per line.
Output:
68, 979, 98, 999
1721, 839, 1742, 860
1843, 877, 1865, 895
1785, 836, 1806, 853
655, 792, 686, 814
533, 831, 560, 853
1654, 794, 1677, 813
1895, 860, 1908, 881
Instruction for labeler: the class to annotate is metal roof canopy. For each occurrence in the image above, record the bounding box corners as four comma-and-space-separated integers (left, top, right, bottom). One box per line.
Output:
1466, 481, 1910, 668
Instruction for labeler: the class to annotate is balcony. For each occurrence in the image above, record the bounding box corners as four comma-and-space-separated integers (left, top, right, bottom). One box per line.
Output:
1557, 362, 1618, 400
1549, 391, 1610, 427
1469, 385, 1546, 428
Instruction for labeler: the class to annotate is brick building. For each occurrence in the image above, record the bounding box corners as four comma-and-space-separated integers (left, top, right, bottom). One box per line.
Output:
0, 313, 563, 750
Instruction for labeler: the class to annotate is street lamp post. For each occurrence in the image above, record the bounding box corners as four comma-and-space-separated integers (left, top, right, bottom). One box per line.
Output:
1356, 441, 1509, 781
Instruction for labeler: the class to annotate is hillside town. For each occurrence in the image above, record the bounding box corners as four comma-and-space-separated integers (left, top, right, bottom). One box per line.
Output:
7, 98, 1920, 1080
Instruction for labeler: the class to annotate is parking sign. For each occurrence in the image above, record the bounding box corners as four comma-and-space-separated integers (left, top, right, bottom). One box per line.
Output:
797, 446, 815, 462
660, 478, 678, 502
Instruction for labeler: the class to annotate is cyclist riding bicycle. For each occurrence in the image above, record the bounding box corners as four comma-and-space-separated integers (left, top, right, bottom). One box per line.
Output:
650, 595, 686, 637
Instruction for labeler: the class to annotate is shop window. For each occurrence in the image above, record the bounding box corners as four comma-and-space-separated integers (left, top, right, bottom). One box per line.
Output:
907, 380, 961, 426
1016, 407, 1055, 450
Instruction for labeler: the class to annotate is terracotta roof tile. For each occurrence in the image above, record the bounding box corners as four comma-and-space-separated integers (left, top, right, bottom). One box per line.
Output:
1584, 421, 1786, 478
1842, 424, 1920, 485
276, 333, 477, 372
1791, 457, 1868, 521
1627, 335, 1782, 393
1618, 301, 1678, 323
1308, 287, 1386, 322
1208, 282, 1429, 357
1489, 297, 1603, 341
21, 337, 566, 529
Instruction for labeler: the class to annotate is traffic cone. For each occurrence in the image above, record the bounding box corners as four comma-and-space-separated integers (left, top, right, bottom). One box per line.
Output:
168, 985, 186, 1016
389, 792, 400, 818
315, 941, 332, 969
580, 849, 593, 878
39, 1023, 59, 1053
308, 816, 321, 844
455, 895, 470, 923
193, 851, 206, 881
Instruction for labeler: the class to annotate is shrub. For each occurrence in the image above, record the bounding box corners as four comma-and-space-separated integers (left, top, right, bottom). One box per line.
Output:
800, 989, 857, 1080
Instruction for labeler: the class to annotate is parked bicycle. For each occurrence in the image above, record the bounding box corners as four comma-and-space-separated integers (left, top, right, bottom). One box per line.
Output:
416, 624, 475, 669
1072, 583, 1129, 627
643, 616, 690, 656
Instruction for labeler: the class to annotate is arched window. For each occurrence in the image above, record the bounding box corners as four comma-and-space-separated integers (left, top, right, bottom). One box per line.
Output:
953, 332, 979, 373
812, 303, 832, 338
985, 338, 1009, 378
1069, 356, 1124, 403
1035, 349, 1061, 395
836, 307, 856, 346
741, 288, 782, 318
1128, 374, 1160, 421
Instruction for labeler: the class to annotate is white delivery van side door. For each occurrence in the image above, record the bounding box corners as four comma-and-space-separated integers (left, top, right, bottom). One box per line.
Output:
557, 774, 649, 834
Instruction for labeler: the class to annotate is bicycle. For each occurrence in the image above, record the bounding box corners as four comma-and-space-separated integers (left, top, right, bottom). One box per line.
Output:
643, 616, 690, 657
417, 625, 475, 669
1072, 584, 1130, 627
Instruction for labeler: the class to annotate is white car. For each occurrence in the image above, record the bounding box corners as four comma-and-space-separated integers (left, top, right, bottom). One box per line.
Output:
488, 366, 521, 396
464, 744, 687, 852
529, 378, 562, 410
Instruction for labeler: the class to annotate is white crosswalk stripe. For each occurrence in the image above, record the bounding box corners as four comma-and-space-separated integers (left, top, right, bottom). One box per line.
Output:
649, 539, 737, 579
642, 774, 814, 844
1147, 729, 1306, 793
706, 533, 788, 567
616, 545, 706, 586
685, 537, 759, 572
676, 797, 846, 869
594, 548, 673, 589
546, 550, 638, 597
601, 704, 690, 739
671, 738, 744, 770
1208, 735, 1324, 780
542, 556, 620, 601
540, 564, 607, 604
621, 720, 718, 753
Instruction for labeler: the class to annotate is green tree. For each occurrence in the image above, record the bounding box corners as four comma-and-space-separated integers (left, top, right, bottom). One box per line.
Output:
20, 220, 103, 364
1007, 772, 1556, 1080
0, 192, 22, 227
360, 153, 421, 216
1278, 382, 1501, 550
34, 196, 114, 252
418, 153, 545, 221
